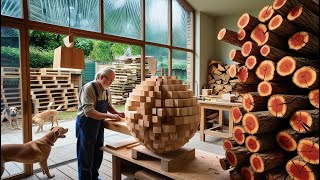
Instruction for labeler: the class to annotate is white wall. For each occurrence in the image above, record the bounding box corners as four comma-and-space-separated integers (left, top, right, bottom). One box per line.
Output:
195, 8, 268, 95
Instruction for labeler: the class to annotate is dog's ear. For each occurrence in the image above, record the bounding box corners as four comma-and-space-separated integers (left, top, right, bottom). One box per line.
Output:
6, 108, 10, 114
50, 126, 55, 131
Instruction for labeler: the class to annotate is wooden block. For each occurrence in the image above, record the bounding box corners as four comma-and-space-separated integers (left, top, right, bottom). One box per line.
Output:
164, 99, 174, 107
163, 125, 176, 133
153, 126, 162, 133
146, 96, 155, 103
152, 108, 157, 115
104, 137, 137, 149
142, 86, 154, 91
142, 80, 156, 86
157, 108, 166, 117
53, 46, 84, 69
174, 99, 184, 107
155, 99, 162, 107
154, 86, 161, 92
148, 91, 156, 97
132, 145, 195, 172
152, 116, 161, 123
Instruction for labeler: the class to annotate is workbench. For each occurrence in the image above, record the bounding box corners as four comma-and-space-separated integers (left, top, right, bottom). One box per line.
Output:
198, 100, 241, 141
100, 145, 229, 180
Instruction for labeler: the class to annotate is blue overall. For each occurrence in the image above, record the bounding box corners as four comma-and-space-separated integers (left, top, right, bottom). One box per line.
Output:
76, 82, 108, 180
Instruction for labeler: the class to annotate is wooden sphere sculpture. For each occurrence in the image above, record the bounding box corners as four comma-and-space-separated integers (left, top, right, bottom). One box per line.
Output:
125, 76, 200, 154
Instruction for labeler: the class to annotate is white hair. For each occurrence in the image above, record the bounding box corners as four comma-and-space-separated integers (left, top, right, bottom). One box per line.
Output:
95, 68, 115, 80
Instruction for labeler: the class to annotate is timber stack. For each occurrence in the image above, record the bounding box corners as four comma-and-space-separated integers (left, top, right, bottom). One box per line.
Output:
206, 60, 240, 96
217, 0, 319, 179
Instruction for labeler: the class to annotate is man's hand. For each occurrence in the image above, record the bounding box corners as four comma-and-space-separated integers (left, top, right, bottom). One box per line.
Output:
111, 114, 121, 120
118, 112, 125, 118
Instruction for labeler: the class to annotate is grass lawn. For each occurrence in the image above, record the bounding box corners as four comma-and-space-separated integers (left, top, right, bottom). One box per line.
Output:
58, 104, 125, 121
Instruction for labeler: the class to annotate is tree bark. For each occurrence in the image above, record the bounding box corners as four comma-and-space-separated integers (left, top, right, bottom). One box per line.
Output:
268, 14, 298, 38
242, 92, 268, 112
288, 31, 319, 58
251, 23, 287, 49
220, 157, 232, 170
276, 56, 319, 77
237, 66, 260, 85
241, 41, 260, 57
242, 111, 283, 134
226, 146, 251, 167
217, 28, 243, 47
245, 134, 276, 153
260, 44, 295, 60
250, 150, 293, 173
223, 137, 238, 151
230, 49, 246, 64
276, 128, 307, 152
268, 94, 312, 118
237, 13, 260, 31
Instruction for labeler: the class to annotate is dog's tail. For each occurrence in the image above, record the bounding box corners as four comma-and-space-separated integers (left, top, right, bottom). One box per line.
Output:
56, 105, 63, 111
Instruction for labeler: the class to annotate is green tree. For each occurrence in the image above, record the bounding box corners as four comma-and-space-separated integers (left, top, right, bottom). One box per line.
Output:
29, 30, 63, 50
89, 40, 114, 63
74, 38, 94, 57
111, 43, 140, 57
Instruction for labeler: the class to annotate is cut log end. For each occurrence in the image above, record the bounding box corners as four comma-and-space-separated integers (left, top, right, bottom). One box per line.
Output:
240, 167, 255, 180
231, 106, 243, 124
237, 28, 246, 41
297, 137, 319, 165
267, 95, 286, 117
256, 60, 276, 81
293, 66, 318, 89
242, 113, 258, 134
220, 158, 231, 170
245, 136, 260, 153
257, 81, 272, 97
250, 154, 264, 173
223, 138, 236, 151
242, 93, 254, 112
268, 14, 282, 31
258, 5, 274, 23
309, 89, 319, 109
241, 41, 253, 57
226, 151, 237, 167
286, 156, 318, 180
228, 64, 238, 78
276, 131, 297, 151
287, 5, 303, 21
290, 110, 314, 133
237, 13, 250, 29
245, 56, 257, 70
237, 66, 248, 83
250, 24, 268, 46
217, 28, 226, 40
276, 56, 295, 76
232, 126, 246, 145
288, 31, 309, 51
272, 0, 286, 10
260, 45, 270, 57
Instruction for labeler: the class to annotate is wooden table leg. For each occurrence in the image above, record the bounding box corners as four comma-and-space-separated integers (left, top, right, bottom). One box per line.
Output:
200, 105, 205, 141
112, 155, 121, 180
228, 111, 233, 137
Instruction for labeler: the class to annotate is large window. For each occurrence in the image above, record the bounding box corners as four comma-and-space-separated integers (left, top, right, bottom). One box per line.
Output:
1, 26, 24, 179
145, 0, 169, 44
29, 0, 100, 32
104, 0, 141, 39
1, 0, 22, 18
172, 0, 191, 49
146, 45, 169, 76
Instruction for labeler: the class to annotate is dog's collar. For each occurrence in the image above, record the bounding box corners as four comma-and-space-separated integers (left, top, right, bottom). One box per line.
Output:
43, 136, 54, 146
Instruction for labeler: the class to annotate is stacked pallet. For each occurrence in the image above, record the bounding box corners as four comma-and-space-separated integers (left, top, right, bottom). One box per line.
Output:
1, 67, 21, 112
206, 60, 240, 96
30, 68, 80, 113
217, 0, 319, 179
109, 56, 152, 105
125, 76, 199, 154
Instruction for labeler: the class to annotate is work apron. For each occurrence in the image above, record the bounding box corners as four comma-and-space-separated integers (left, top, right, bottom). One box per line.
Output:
76, 82, 108, 180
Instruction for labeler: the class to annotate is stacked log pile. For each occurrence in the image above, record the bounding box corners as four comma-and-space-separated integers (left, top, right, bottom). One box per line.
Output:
206, 60, 240, 95
217, 0, 319, 179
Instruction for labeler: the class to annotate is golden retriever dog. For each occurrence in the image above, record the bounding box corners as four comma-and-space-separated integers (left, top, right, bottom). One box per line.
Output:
1, 126, 68, 178
1, 107, 21, 130
32, 103, 63, 133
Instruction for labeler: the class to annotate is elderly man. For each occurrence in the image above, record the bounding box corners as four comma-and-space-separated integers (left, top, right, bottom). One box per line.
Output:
76, 68, 124, 180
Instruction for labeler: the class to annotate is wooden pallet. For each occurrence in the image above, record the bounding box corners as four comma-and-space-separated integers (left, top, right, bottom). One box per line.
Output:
132, 145, 195, 172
